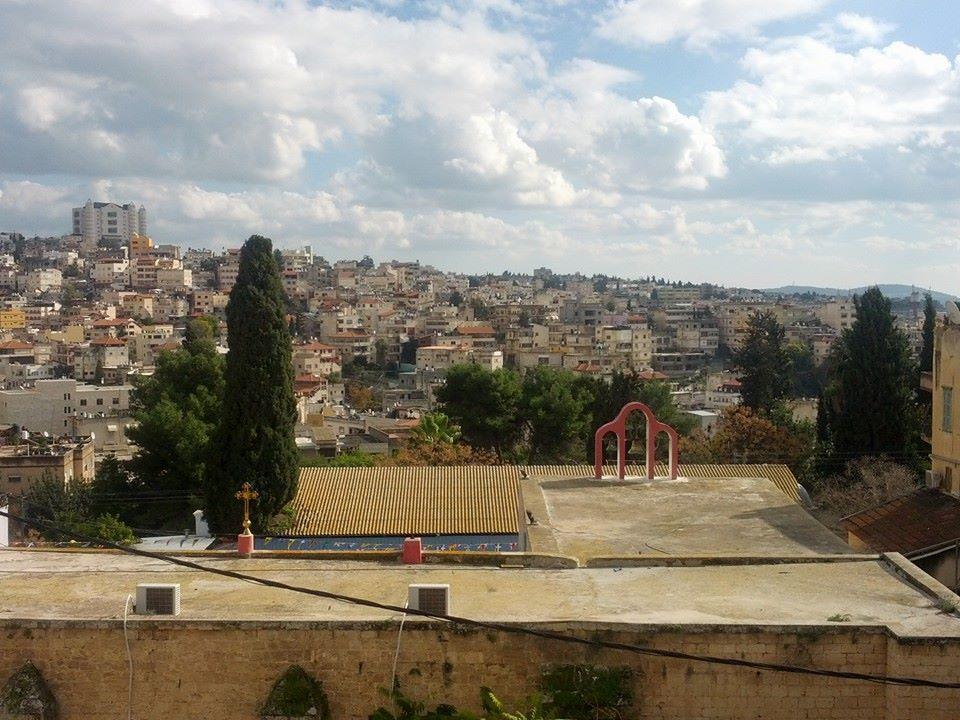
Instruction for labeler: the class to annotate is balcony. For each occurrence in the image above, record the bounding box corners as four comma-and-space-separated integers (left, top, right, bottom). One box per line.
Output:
920, 371, 933, 393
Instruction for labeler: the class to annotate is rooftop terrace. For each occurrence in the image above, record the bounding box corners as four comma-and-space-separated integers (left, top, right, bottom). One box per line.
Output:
0, 550, 957, 640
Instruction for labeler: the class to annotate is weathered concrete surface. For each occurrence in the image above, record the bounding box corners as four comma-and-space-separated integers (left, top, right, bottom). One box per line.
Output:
0, 550, 957, 639
524, 474, 851, 559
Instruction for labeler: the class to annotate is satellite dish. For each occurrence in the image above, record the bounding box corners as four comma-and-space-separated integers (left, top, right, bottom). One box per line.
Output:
948, 301, 960, 325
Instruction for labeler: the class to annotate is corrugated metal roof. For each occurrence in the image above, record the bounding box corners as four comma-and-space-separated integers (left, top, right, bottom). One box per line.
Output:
291, 466, 521, 536
290, 463, 801, 537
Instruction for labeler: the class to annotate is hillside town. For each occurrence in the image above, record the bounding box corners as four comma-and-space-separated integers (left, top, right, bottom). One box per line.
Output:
0, 200, 935, 475
0, 205, 956, 719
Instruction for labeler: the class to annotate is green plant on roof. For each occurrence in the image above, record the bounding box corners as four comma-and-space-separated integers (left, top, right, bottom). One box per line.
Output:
934, 597, 959, 614
827, 613, 851, 622
480, 688, 553, 720
261, 665, 330, 719
539, 665, 633, 720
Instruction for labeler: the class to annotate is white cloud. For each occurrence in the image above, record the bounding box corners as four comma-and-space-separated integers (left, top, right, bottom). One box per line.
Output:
702, 38, 960, 163
595, 0, 827, 48
526, 80, 726, 191
816, 13, 895, 46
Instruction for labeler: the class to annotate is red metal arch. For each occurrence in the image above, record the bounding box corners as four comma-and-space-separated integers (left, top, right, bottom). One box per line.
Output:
593, 401, 679, 480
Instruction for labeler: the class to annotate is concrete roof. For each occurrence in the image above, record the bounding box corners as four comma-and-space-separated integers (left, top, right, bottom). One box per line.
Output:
0, 550, 957, 639
522, 474, 848, 560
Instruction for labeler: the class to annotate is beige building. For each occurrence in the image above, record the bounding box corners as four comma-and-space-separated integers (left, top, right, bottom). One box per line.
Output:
416, 345, 503, 372
817, 299, 857, 332
0, 379, 131, 435
292, 342, 341, 377
932, 318, 960, 493
0, 436, 94, 496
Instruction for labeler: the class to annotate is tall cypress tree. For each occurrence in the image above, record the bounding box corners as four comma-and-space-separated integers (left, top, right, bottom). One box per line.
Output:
920, 293, 935, 374
204, 236, 299, 532
735, 310, 790, 414
824, 287, 920, 471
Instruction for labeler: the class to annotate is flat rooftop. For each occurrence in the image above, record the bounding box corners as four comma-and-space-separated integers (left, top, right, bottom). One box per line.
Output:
0, 550, 957, 639
523, 474, 850, 560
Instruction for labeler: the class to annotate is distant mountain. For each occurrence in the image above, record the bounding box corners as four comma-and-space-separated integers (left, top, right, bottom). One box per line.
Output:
761, 284, 956, 304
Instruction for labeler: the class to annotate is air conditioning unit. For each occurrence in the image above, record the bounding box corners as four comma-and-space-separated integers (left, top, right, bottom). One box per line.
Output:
408, 583, 450, 616
135, 583, 181, 616
926, 470, 944, 489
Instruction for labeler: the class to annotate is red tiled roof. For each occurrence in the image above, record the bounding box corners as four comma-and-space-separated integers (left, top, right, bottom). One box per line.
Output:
297, 342, 337, 352
0, 340, 34, 351
636, 370, 669, 381
840, 488, 960, 554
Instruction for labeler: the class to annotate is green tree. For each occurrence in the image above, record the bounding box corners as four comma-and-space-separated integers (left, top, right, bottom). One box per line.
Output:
735, 310, 790, 413
520, 366, 592, 462
823, 287, 921, 472
920, 293, 935, 374
785, 342, 823, 398
126, 317, 224, 529
374, 338, 389, 368
22, 475, 137, 545
437, 364, 522, 459
205, 236, 299, 532
581, 372, 694, 464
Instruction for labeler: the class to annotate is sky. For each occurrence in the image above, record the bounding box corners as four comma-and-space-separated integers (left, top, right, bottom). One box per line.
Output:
0, 0, 958, 291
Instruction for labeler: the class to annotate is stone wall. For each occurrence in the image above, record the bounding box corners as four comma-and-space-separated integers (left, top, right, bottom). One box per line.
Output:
0, 621, 958, 720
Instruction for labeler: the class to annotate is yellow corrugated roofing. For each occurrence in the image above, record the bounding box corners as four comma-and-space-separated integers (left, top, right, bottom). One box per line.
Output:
291, 466, 521, 536
290, 463, 801, 537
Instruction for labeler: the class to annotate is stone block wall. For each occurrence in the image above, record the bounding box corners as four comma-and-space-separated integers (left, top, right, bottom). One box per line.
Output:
0, 621, 958, 719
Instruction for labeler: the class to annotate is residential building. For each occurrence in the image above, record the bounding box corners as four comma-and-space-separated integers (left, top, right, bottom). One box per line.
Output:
932, 316, 960, 493
817, 300, 857, 332
72, 200, 146, 245
0, 379, 131, 435
0, 434, 94, 496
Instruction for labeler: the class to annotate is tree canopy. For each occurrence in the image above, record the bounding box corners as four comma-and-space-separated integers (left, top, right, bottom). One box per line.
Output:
205, 236, 299, 532
126, 316, 224, 528
735, 310, 790, 413
823, 287, 921, 472
436, 364, 523, 459
920, 293, 935, 374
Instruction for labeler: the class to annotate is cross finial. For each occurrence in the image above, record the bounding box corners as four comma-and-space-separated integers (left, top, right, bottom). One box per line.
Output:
235, 482, 259, 534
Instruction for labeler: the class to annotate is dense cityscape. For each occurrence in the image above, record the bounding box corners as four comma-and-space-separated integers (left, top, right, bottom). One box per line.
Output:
2, 1, 960, 718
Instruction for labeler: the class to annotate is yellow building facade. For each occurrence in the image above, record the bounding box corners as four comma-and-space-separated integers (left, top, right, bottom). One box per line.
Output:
0, 308, 26, 330
932, 320, 960, 494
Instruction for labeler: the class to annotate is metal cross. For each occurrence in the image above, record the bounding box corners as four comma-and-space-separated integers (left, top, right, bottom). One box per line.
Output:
235, 482, 259, 533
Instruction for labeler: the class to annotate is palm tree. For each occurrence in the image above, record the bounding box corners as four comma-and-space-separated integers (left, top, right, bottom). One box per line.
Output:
412, 412, 462, 445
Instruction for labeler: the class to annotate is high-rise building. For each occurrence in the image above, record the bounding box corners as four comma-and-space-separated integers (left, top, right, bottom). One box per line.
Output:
71, 200, 146, 246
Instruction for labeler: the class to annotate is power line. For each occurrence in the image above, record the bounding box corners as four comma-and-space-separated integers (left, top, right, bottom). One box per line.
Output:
1, 508, 959, 690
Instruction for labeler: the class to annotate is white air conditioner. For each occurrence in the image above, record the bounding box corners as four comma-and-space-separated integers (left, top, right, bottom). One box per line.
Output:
135, 583, 181, 616
408, 583, 450, 616
926, 470, 944, 489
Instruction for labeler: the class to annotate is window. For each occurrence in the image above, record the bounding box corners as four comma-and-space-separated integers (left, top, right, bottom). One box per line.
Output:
96, 398, 103, 406
8, 476, 20, 483
80, 399, 86, 406
112, 397, 119, 405
943, 387, 954, 433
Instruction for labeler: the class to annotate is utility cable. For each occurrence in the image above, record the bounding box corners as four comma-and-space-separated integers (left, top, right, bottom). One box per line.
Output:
2, 508, 959, 690
123, 593, 134, 720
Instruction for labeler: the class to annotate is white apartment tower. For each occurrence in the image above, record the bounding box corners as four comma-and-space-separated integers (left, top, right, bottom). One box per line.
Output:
72, 201, 146, 245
